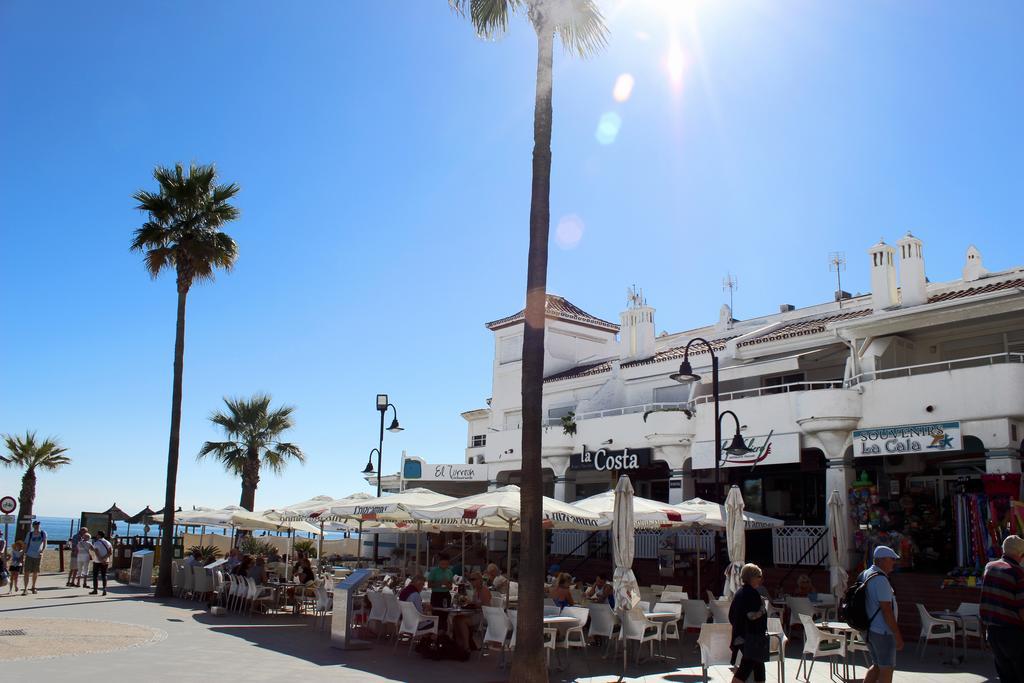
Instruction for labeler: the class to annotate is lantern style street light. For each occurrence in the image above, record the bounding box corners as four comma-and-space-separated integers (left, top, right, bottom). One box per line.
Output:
360, 394, 403, 564
670, 339, 752, 500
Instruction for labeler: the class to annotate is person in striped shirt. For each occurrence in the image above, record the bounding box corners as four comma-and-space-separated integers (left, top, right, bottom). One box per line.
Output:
980, 535, 1024, 682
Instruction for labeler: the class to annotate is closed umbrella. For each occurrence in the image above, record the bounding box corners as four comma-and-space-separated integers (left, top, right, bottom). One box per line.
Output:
723, 486, 746, 598
827, 489, 849, 599
611, 475, 640, 615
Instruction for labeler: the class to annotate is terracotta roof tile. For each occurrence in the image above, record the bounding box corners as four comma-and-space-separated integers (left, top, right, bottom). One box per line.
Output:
620, 335, 735, 369
928, 277, 1024, 303
543, 359, 614, 383
736, 308, 873, 348
486, 294, 619, 332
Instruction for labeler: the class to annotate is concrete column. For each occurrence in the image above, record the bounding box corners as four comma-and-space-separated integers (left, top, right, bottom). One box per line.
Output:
553, 474, 573, 502
825, 454, 855, 523
986, 450, 1022, 474
669, 468, 685, 504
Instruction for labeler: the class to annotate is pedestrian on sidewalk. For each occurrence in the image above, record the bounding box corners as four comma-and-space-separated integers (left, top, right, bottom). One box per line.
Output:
75, 529, 92, 587
23, 520, 47, 595
858, 545, 904, 683
90, 530, 113, 596
8, 540, 24, 593
67, 527, 90, 587
980, 535, 1024, 682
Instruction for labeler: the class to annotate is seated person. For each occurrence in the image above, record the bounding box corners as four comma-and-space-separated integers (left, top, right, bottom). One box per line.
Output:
452, 571, 491, 651
184, 549, 203, 567
794, 574, 814, 597
232, 554, 254, 577
548, 572, 575, 609
399, 575, 435, 631
268, 549, 281, 563
225, 548, 242, 570
585, 573, 614, 608
247, 556, 267, 584
485, 563, 508, 592
295, 557, 315, 585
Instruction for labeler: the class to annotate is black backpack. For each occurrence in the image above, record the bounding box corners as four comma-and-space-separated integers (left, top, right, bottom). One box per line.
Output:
841, 570, 883, 631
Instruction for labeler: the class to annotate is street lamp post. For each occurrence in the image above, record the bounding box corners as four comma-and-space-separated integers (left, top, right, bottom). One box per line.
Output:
361, 393, 403, 565
670, 338, 752, 501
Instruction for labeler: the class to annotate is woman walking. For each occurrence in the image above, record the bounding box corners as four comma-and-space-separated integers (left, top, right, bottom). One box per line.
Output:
728, 563, 770, 683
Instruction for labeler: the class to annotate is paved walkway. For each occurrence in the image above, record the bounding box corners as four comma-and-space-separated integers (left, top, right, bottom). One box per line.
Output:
0, 573, 997, 681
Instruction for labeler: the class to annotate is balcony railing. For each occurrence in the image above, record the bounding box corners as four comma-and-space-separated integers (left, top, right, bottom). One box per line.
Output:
847, 351, 1024, 386
516, 353, 1024, 432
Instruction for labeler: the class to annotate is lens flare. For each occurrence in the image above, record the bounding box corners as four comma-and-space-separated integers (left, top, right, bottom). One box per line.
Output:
612, 73, 635, 103
555, 214, 585, 250
595, 112, 622, 145
665, 41, 687, 91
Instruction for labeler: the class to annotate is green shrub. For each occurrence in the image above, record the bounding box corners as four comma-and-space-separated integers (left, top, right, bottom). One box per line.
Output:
188, 544, 221, 565
293, 539, 317, 557
238, 537, 277, 558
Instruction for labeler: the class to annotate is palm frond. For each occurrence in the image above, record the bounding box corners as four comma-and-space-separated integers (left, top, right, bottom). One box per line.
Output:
199, 394, 301, 480
2, 431, 70, 471
451, 0, 522, 39
553, 0, 607, 58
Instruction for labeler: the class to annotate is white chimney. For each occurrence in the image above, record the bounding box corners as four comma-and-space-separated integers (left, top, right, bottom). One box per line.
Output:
897, 231, 927, 307
962, 245, 989, 282
619, 286, 655, 361
868, 239, 898, 311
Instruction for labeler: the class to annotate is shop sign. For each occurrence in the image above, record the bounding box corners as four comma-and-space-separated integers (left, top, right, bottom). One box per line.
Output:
402, 459, 487, 482
692, 432, 800, 469
570, 447, 652, 471
853, 421, 961, 457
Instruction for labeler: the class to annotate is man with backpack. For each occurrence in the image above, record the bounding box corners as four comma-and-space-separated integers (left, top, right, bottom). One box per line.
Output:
979, 535, 1024, 682
856, 545, 904, 683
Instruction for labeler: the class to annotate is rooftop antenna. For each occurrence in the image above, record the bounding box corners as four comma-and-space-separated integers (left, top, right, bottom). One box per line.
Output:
829, 251, 847, 307
626, 284, 645, 308
722, 273, 737, 314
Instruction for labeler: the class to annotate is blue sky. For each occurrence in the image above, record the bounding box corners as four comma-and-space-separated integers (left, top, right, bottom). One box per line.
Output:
1, 1, 1020, 517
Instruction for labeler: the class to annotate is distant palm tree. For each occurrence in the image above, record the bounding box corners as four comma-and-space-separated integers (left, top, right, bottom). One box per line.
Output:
1, 431, 71, 542
198, 394, 305, 512
451, 2, 606, 680
130, 162, 241, 599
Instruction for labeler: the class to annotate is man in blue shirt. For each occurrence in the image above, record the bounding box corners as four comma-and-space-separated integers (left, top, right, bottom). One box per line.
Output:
858, 546, 904, 683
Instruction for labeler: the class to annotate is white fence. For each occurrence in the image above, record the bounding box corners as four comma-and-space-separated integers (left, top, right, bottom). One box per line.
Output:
772, 525, 828, 566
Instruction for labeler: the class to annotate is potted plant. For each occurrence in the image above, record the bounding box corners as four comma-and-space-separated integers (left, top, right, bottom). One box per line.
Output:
561, 411, 577, 436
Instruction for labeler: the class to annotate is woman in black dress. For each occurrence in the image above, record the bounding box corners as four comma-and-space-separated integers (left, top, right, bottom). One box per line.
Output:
728, 563, 770, 683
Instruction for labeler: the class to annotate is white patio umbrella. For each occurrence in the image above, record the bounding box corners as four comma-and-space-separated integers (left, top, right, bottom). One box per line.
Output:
410, 484, 605, 580
827, 489, 850, 598
152, 505, 243, 527
723, 486, 746, 598
277, 493, 369, 559
331, 488, 458, 570
675, 497, 784, 530
574, 490, 705, 527
611, 475, 641, 624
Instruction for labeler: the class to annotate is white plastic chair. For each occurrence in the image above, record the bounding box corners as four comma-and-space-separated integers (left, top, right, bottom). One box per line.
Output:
507, 609, 518, 650
313, 585, 332, 630
587, 603, 619, 656
181, 563, 195, 599
682, 599, 710, 635
697, 623, 734, 683
709, 598, 730, 624
706, 589, 718, 603
796, 614, 846, 681
171, 562, 183, 597
786, 596, 823, 634
637, 600, 651, 613
767, 616, 787, 682
365, 590, 388, 637
660, 590, 687, 603
916, 603, 956, 658
560, 605, 590, 652
543, 627, 558, 668
665, 584, 684, 593
481, 605, 512, 666
192, 566, 212, 601
619, 611, 662, 667
490, 593, 506, 608
508, 582, 519, 602
654, 602, 683, 646
246, 577, 275, 615
650, 584, 665, 593
382, 592, 403, 639
396, 600, 439, 651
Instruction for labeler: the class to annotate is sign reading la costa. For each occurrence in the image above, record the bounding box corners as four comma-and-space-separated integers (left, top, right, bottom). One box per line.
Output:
570, 447, 652, 471
853, 421, 962, 456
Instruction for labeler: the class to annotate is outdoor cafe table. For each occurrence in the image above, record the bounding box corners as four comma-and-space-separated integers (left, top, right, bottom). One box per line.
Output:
818, 620, 859, 679
432, 605, 481, 635
929, 610, 969, 664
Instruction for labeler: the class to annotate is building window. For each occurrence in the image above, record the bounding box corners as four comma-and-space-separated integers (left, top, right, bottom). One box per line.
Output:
499, 335, 523, 364
470, 434, 486, 448
653, 384, 690, 403
547, 405, 576, 420
504, 410, 522, 430
763, 373, 805, 394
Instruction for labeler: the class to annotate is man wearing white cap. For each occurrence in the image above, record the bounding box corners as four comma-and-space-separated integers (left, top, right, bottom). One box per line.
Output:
857, 545, 903, 683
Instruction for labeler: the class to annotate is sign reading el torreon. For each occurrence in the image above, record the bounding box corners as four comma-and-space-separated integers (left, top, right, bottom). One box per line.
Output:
402, 459, 487, 482
853, 421, 962, 456
570, 447, 652, 471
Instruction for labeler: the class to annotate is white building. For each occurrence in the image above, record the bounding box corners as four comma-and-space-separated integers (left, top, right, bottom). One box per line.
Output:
461, 235, 1024, 560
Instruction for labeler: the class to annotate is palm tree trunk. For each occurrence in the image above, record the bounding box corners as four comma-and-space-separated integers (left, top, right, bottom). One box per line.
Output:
155, 287, 188, 598
510, 23, 554, 683
239, 449, 260, 512
16, 468, 36, 543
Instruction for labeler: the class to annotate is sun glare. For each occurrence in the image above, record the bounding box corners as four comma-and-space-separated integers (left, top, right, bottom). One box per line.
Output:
612, 73, 635, 102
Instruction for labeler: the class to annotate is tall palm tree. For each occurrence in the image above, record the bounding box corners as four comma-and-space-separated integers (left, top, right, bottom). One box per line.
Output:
198, 394, 305, 512
451, 2, 606, 679
130, 162, 241, 598
1, 431, 71, 542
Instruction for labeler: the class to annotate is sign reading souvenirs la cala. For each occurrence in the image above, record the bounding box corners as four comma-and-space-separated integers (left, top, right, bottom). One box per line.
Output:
570, 447, 652, 471
853, 421, 962, 456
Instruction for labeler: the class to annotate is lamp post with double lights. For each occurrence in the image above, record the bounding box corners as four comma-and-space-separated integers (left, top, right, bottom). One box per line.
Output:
670, 338, 753, 501
361, 394, 403, 564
